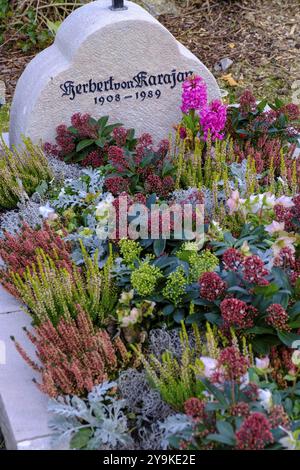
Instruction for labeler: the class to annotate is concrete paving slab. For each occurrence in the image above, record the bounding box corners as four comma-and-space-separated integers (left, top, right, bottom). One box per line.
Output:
0, 285, 24, 315
0, 310, 52, 449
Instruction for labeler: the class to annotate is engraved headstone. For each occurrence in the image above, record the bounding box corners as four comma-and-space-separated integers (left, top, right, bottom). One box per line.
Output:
0, 80, 5, 107
10, 0, 220, 147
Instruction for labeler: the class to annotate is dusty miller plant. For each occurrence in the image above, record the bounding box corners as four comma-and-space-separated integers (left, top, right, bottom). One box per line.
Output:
48, 381, 132, 450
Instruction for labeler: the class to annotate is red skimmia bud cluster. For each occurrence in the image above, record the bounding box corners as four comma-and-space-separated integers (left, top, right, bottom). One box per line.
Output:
184, 397, 206, 422
222, 248, 244, 272
81, 150, 104, 168
220, 298, 258, 329
266, 303, 291, 331
235, 412, 274, 450
213, 346, 249, 383
199, 272, 227, 301
242, 255, 269, 285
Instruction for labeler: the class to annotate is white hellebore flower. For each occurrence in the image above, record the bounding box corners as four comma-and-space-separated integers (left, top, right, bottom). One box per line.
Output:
121, 307, 140, 328
279, 428, 299, 450
227, 190, 245, 214
200, 357, 217, 378
255, 356, 270, 370
39, 204, 57, 220
275, 196, 295, 208
258, 389, 272, 411
271, 234, 296, 257
265, 220, 285, 235
249, 193, 276, 214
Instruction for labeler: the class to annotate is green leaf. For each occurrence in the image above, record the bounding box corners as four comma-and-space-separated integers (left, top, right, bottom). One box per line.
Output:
67, 126, 79, 135
216, 421, 235, 439
70, 428, 92, 449
102, 123, 123, 137
254, 283, 279, 297
153, 239, 166, 257
162, 304, 174, 316
206, 433, 235, 446
278, 331, 300, 347
97, 115, 109, 130
95, 138, 106, 148
76, 139, 94, 152
173, 309, 185, 323
252, 335, 280, 355
248, 326, 274, 335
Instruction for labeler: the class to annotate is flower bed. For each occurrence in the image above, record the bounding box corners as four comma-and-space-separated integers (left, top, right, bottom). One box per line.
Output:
0, 76, 300, 450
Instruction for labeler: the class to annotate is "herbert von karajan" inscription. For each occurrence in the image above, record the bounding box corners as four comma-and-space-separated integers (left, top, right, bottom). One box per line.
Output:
59, 69, 193, 101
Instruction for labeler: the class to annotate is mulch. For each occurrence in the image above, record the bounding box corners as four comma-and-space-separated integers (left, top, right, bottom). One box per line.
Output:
0, 0, 299, 103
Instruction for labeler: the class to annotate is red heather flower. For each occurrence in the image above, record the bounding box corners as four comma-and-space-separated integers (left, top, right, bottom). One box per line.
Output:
220, 298, 257, 329
235, 412, 274, 450
216, 346, 249, 382
113, 127, 129, 146
71, 113, 97, 139
0, 223, 72, 297
181, 75, 207, 114
222, 248, 244, 272
184, 397, 206, 422
108, 146, 129, 172
230, 402, 250, 418
239, 90, 257, 114
13, 305, 128, 398
200, 100, 227, 141
242, 255, 269, 285
105, 176, 130, 196
266, 304, 291, 331
81, 150, 104, 168
199, 272, 227, 301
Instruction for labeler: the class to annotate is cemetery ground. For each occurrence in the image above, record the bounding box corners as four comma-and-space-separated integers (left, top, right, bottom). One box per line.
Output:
1, 0, 300, 104
0, 0, 300, 453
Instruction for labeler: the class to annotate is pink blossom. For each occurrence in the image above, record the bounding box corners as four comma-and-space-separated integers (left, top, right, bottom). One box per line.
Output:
181, 75, 207, 114
200, 100, 227, 141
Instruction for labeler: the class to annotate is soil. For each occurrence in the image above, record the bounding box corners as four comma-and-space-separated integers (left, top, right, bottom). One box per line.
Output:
0, 0, 299, 103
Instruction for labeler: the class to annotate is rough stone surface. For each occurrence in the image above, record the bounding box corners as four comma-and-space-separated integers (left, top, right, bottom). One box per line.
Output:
10, 0, 220, 147
0, 80, 5, 105
136, 0, 179, 17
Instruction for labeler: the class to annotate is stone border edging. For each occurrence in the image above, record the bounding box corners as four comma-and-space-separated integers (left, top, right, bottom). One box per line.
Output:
0, 285, 60, 450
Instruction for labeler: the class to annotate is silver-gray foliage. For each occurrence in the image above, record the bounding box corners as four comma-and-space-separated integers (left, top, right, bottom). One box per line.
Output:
48, 381, 133, 450
159, 414, 193, 450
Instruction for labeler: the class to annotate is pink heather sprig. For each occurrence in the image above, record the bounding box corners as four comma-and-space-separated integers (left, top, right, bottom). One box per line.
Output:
200, 99, 227, 141
181, 75, 207, 114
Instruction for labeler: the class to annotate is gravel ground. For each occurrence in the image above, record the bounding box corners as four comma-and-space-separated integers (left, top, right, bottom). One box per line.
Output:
0, 0, 299, 103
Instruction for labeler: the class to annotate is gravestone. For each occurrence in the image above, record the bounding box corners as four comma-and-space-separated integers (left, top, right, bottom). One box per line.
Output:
10, 0, 221, 147
0, 81, 5, 107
